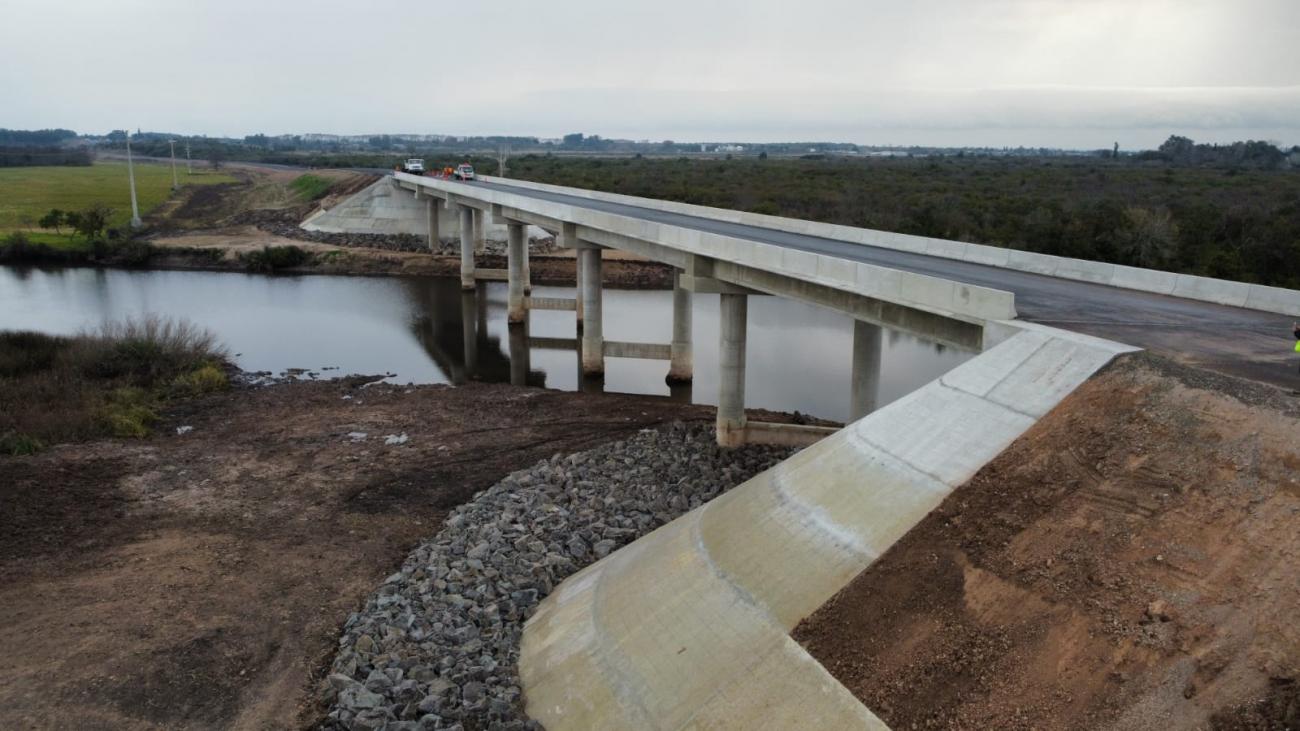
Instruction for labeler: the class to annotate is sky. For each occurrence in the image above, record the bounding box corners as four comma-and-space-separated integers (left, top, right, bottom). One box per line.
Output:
3, 0, 1298, 149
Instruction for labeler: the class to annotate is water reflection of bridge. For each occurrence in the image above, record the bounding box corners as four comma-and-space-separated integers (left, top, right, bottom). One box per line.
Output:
401, 278, 692, 400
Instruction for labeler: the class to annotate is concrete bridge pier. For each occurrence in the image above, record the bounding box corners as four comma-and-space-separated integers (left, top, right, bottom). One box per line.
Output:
458, 205, 475, 290
717, 292, 748, 448
472, 208, 485, 253
667, 269, 693, 383
561, 223, 584, 325
507, 222, 528, 323
425, 198, 440, 251
850, 320, 883, 421
579, 245, 604, 377
508, 320, 530, 387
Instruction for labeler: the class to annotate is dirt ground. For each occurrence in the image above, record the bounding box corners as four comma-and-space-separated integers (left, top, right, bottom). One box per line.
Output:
794, 353, 1300, 730
0, 379, 727, 730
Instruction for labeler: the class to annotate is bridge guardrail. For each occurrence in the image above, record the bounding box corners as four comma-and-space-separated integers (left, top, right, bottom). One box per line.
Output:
473, 174, 1300, 317
396, 173, 1018, 327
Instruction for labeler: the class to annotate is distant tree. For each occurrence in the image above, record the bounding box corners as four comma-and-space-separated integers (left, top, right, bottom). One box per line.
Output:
208, 146, 227, 170
1112, 141, 1119, 159
562, 133, 585, 147
70, 204, 112, 240
758, 150, 768, 160
1117, 206, 1178, 268
38, 208, 65, 235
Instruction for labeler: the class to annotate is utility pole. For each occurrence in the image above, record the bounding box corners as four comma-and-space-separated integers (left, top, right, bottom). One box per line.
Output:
169, 139, 179, 190
126, 131, 142, 229
185, 142, 192, 174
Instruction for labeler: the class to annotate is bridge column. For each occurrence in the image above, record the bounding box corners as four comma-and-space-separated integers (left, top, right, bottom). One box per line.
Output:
509, 319, 530, 387
562, 223, 584, 325
472, 208, 485, 253
717, 292, 748, 447
579, 246, 604, 377
850, 320, 883, 421
459, 205, 475, 290
667, 269, 693, 383
425, 197, 440, 251
507, 221, 527, 323
522, 231, 533, 295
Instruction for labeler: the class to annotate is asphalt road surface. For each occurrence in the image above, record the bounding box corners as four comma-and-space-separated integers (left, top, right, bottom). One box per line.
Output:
465, 178, 1299, 390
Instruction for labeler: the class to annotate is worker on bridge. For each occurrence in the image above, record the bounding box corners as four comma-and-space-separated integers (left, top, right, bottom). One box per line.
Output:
1294, 322, 1300, 372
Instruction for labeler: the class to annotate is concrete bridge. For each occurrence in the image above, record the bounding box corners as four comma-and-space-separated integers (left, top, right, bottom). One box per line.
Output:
319, 172, 1300, 728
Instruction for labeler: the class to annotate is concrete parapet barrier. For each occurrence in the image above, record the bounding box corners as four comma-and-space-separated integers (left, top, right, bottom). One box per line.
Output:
400, 173, 1017, 325
518, 322, 1137, 729
475, 175, 1300, 317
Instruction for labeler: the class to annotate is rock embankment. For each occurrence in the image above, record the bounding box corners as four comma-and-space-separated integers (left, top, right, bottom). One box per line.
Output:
319, 423, 795, 730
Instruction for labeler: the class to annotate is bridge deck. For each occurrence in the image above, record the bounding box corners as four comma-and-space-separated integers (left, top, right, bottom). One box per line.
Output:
462, 178, 1296, 389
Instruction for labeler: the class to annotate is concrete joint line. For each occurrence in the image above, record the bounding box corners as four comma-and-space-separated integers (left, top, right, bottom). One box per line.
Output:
769, 464, 880, 562
934, 379, 1039, 421
844, 426, 962, 494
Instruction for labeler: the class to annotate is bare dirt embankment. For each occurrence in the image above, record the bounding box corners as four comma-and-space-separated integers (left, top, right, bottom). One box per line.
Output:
144, 165, 674, 288
0, 379, 732, 730
794, 353, 1300, 730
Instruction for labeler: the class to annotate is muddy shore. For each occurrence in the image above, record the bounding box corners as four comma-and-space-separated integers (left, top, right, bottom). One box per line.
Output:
0, 378, 802, 729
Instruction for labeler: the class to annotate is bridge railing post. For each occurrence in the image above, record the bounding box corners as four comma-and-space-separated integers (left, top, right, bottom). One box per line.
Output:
717, 292, 748, 447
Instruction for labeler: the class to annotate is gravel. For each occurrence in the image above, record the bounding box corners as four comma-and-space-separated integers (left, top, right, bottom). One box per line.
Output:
317, 422, 795, 730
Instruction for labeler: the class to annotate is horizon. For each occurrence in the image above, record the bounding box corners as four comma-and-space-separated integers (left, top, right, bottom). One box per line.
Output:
3, 0, 1298, 150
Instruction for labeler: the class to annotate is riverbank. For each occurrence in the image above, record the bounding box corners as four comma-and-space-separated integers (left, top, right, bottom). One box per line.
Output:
0, 373, 810, 729
145, 226, 675, 288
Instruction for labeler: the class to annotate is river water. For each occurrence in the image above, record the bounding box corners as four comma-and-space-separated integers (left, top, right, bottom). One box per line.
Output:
0, 266, 969, 422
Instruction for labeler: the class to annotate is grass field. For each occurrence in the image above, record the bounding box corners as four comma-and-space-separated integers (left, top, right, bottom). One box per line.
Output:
0, 162, 236, 248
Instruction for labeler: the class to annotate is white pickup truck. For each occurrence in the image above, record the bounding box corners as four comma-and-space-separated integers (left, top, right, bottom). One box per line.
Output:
400, 158, 425, 174
454, 163, 475, 181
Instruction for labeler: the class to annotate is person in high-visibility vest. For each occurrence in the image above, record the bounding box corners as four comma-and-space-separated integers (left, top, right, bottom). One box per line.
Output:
1294, 322, 1300, 372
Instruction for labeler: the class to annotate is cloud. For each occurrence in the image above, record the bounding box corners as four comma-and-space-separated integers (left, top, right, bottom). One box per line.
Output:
1, 0, 1297, 147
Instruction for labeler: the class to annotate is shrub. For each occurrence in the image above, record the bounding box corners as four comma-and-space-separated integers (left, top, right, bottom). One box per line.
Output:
114, 240, 156, 266
0, 331, 69, 377
0, 232, 80, 264
0, 432, 44, 456
240, 245, 312, 272
169, 363, 229, 396
88, 316, 228, 383
0, 318, 228, 453
98, 387, 157, 438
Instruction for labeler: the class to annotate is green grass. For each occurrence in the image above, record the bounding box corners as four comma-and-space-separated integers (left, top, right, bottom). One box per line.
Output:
289, 173, 332, 201
0, 161, 236, 244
